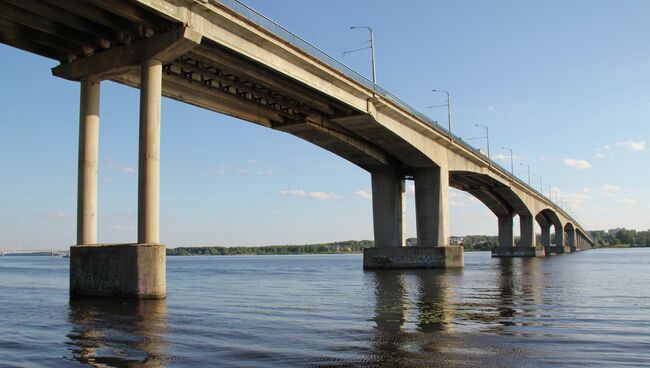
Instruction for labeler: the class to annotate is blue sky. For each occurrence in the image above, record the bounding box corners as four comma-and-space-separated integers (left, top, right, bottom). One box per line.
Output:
1, 0, 649, 249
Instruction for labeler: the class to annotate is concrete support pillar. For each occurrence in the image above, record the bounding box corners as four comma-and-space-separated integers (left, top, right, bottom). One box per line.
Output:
540, 225, 551, 247
414, 166, 449, 247
553, 223, 563, 250
564, 228, 576, 253
138, 58, 162, 245
77, 78, 100, 245
519, 215, 535, 247
498, 215, 514, 248
371, 169, 405, 248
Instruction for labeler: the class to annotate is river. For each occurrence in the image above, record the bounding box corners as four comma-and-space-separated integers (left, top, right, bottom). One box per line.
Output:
0, 248, 649, 367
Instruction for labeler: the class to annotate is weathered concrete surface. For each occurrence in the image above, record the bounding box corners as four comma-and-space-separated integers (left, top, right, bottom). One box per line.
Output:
77, 78, 100, 245
564, 245, 576, 253
363, 246, 463, 269
491, 246, 545, 258
70, 244, 166, 299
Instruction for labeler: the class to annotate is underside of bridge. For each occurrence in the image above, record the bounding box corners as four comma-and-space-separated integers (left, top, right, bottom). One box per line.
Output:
0, 0, 591, 298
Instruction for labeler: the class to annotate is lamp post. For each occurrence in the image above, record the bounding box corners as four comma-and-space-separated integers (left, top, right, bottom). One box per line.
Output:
520, 162, 530, 185
544, 184, 551, 198
501, 146, 514, 178
475, 124, 490, 159
349, 26, 376, 85
432, 89, 451, 134
533, 174, 543, 193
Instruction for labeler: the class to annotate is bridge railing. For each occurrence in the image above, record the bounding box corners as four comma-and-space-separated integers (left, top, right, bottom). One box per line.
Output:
211, 0, 583, 231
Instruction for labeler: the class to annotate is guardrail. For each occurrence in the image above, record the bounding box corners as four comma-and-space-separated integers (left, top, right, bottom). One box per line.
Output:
211, 0, 585, 234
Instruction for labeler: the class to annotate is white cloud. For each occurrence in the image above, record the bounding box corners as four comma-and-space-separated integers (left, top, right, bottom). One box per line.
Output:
616, 198, 636, 205
107, 161, 135, 174
615, 140, 645, 151
602, 184, 621, 194
256, 169, 275, 176
237, 168, 252, 174
278, 189, 340, 200
563, 158, 592, 170
109, 224, 133, 231
487, 106, 494, 111
355, 189, 372, 199
39, 212, 73, 221
101, 177, 114, 184
594, 152, 606, 159
247, 159, 258, 164
600, 139, 645, 153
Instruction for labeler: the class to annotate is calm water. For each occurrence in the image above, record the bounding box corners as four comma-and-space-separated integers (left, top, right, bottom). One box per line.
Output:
0, 249, 649, 367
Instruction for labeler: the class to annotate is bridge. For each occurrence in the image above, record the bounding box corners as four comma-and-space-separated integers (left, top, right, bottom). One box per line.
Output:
0, 249, 69, 257
0, 0, 592, 298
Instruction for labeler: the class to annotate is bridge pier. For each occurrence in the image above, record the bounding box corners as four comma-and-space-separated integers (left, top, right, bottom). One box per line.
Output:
540, 224, 551, 254
564, 226, 576, 253
492, 214, 544, 257
70, 59, 165, 299
364, 167, 463, 269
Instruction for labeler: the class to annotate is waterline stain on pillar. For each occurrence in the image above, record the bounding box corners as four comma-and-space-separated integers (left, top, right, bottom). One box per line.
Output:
70, 244, 166, 299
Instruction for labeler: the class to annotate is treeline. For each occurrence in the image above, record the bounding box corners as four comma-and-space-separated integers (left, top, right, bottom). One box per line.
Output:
590, 229, 650, 248
461, 235, 499, 251
166, 237, 502, 256
167, 240, 374, 256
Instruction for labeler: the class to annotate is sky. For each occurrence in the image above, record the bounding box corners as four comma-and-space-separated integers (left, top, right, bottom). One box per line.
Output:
1, 0, 649, 249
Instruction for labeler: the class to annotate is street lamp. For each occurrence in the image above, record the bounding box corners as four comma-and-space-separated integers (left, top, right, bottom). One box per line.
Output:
544, 184, 551, 198
349, 26, 376, 85
475, 124, 490, 159
432, 89, 451, 135
520, 162, 531, 185
501, 146, 514, 178
533, 174, 543, 193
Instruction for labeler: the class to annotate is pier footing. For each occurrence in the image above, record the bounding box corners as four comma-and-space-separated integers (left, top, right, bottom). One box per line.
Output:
564, 245, 576, 253
70, 244, 166, 299
363, 246, 464, 269
491, 246, 546, 258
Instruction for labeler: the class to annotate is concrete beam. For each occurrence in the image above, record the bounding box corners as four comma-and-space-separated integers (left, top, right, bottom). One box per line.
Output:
52, 27, 202, 81
371, 169, 405, 248
76, 78, 100, 245
415, 167, 449, 247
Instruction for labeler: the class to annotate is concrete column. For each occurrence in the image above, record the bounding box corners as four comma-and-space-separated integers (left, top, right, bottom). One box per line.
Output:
553, 224, 563, 248
77, 78, 100, 245
138, 58, 162, 245
414, 166, 449, 247
519, 215, 535, 247
540, 225, 551, 247
498, 215, 514, 248
565, 228, 576, 250
371, 169, 405, 248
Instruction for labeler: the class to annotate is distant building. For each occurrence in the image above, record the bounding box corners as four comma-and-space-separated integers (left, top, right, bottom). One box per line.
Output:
449, 236, 465, 245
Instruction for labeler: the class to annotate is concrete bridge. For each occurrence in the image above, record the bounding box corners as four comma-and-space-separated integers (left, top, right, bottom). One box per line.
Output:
0, 0, 592, 298
0, 249, 69, 256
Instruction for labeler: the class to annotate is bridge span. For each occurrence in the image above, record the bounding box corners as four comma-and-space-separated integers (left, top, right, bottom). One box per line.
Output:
0, 0, 592, 298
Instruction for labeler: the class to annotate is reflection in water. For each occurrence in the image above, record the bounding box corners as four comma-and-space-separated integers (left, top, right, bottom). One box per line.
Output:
415, 270, 453, 333
368, 269, 456, 366
484, 258, 544, 331
66, 298, 170, 367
